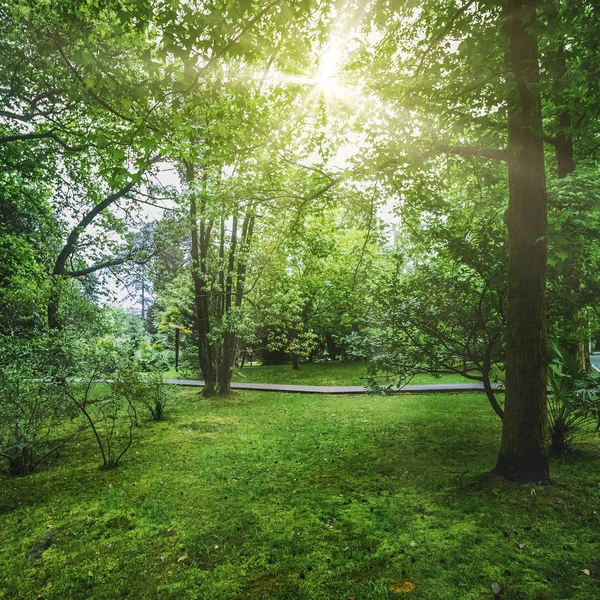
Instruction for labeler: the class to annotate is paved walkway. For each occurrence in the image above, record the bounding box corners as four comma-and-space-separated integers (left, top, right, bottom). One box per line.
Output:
164, 379, 504, 395
591, 352, 600, 373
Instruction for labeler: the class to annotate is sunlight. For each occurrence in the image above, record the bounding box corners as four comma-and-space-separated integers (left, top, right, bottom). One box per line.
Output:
313, 46, 343, 96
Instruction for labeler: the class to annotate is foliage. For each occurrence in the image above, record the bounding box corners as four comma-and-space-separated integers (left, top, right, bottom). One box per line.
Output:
138, 372, 175, 421
0, 337, 81, 476
65, 341, 141, 470
365, 174, 507, 419
547, 345, 600, 457
546, 169, 600, 356
0, 373, 76, 477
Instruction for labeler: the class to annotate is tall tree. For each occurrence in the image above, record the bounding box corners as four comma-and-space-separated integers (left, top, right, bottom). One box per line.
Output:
495, 0, 549, 481
349, 0, 553, 480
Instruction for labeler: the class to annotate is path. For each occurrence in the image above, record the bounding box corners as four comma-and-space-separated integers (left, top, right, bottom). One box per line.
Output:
164, 379, 504, 395
591, 352, 600, 373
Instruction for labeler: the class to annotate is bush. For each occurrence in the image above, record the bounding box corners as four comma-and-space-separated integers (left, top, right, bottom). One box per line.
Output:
0, 336, 83, 476
65, 344, 142, 470
138, 372, 175, 421
0, 373, 80, 476
547, 346, 600, 457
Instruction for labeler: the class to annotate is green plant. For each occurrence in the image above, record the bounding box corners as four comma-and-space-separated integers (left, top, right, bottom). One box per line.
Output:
547, 345, 600, 457
0, 373, 83, 476
139, 372, 175, 421
66, 345, 141, 470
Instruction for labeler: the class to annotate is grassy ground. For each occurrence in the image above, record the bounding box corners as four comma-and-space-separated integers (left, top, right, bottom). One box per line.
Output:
164, 361, 477, 386
1, 388, 599, 599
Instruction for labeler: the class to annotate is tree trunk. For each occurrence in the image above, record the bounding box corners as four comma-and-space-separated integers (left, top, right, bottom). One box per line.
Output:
47, 284, 61, 331
494, 0, 550, 482
555, 110, 575, 179
218, 216, 238, 396
141, 271, 146, 322
175, 327, 180, 372
186, 161, 217, 397
291, 353, 299, 370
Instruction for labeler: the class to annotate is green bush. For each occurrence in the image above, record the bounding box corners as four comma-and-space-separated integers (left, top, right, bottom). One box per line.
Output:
547, 345, 600, 457
139, 372, 175, 421
0, 373, 80, 476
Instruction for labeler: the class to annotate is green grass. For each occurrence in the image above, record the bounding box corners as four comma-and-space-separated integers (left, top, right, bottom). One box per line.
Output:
1, 389, 599, 600
164, 361, 478, 387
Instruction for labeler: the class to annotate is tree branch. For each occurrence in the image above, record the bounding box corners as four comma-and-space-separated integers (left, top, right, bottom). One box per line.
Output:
63, 256, 131, 277
53, 156, 160, 276
0, 130, 87, 152
434, 145, 507, 161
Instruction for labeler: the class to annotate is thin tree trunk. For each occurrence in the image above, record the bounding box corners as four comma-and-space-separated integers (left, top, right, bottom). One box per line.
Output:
291, 353, 299, 370
175, 327, 180, 372
141, 270, 146, 322
483, 371, 504, 421
549, 21, 590, 371
495, 0, 550, 482
186, 161, 216, 397
218, 216, 238, 395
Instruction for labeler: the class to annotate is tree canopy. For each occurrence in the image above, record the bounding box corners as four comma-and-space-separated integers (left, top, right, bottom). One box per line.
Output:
3, 0, 600, 483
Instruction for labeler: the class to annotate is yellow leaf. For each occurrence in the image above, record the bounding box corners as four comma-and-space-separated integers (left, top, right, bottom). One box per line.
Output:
582, 569, 590, 576
177, 555, 188, 562
390, 581, 415, 593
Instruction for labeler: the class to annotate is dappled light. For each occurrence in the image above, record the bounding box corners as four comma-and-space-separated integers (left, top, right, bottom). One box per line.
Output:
2, 0, 600, 598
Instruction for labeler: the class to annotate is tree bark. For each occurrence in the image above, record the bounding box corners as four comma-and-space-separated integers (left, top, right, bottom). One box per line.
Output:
218, 216, 238, 395
548, 19, 590, 371
291, 353, 300, 370
483, 372, 504, 421
494, 0, 550, 482
186, 161, 217, 396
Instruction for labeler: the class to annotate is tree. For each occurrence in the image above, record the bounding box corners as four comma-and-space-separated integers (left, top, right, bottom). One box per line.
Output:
343, 0, 553, 480
367, 168, 508, 420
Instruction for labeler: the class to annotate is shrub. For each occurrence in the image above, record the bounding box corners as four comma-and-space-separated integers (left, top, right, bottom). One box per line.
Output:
65, 345, 142, 470
547, 346, 600, 457
0, 373, 80, 476
139, 372, 175, 421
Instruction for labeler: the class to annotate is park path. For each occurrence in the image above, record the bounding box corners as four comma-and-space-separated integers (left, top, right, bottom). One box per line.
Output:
164, 379, 504, 395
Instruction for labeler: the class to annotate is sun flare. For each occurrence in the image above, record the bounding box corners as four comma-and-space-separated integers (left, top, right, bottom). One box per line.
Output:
313, 47, 343, 95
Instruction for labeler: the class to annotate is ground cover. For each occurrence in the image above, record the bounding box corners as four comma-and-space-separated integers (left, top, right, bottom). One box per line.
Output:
164, 361, 481, 387
1, 389, 598, 600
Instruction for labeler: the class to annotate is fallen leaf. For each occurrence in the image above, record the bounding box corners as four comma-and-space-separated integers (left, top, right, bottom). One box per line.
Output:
177, 555, 188, 562
348, 596, 357, 600
88, 571, 93, 577
518, 543, 525, 549
108, 483, 113, 489
582, 569, 590, 576
390, 581, 415, 593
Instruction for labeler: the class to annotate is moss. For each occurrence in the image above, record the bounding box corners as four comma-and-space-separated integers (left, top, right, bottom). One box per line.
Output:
0, 390, 599, 599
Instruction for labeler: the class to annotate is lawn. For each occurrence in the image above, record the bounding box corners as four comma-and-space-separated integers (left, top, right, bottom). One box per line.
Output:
1, 388, 599, 600
164, 361, 481, 387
